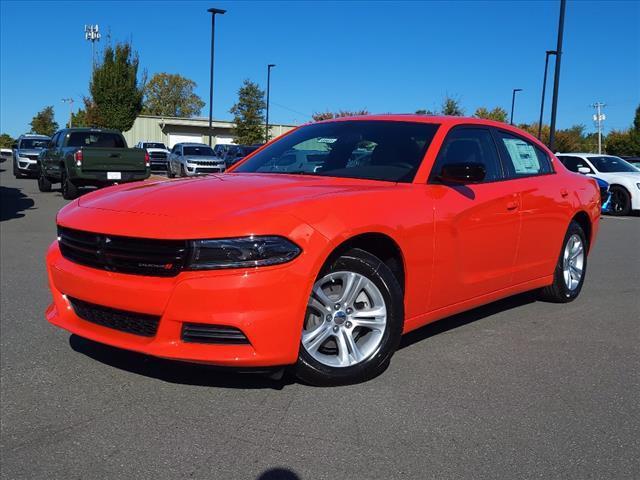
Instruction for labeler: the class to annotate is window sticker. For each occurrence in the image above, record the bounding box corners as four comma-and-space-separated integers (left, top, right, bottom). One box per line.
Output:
502, 138, 541, 174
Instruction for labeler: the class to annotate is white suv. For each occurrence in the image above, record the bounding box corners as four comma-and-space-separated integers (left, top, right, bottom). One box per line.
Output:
557, 153, 640, 216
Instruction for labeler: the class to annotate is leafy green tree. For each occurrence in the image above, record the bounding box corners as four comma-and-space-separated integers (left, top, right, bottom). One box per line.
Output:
89, 41, 144, 132
473, 106, 508, 123
30, 106, 58, 136
230, 79, 266, 144
143, 73, 205, 117
415, 108, 437, 115
312, 110, 369, 121
441, 96, 464, 116
606, 130, 640, 156
0, 133, 14, 148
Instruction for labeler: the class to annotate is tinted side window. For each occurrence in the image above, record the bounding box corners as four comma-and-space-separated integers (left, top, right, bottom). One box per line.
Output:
496, 131, 552, 177
49, 133, 59, 148
430, 127, 502, 182
557, 155, 592, 173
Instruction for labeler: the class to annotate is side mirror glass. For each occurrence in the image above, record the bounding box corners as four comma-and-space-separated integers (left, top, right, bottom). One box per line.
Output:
578, 166, 591, 174
438, 162, 486, 184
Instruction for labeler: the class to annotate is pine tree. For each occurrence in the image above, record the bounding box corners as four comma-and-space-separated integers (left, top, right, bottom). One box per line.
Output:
89, 41, 144, 132
230, 80, 266, 145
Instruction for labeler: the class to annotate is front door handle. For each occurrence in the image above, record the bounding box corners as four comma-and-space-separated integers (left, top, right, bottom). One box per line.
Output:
506, 201, 519, 211
560, 188, 569, 197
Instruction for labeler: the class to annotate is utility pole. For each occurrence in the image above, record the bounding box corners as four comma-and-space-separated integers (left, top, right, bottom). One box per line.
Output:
548, 0, 566, 152
510, 88, 523, 125
84, 25, 101, 73
207, 8, 226, 146
265, 64, 276, 143
538, 50, 557, 140
591, 102, 606, 154
62, 98, 74, 128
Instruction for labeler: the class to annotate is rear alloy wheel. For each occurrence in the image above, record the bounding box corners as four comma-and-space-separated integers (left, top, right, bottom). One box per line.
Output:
540, 221, 587, 303
37, 171, 52, 192
180, 164, 187, 177
609, 186, 631, 216
61, 169, 79, 200
295, 248, 403, 386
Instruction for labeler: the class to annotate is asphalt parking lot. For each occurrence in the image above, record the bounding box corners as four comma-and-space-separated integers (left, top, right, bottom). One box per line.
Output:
1, 165, 639, 480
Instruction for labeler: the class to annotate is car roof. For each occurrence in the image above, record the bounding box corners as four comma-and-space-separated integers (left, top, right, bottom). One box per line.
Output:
556, 153, 620, 158
18, 134, 50, 139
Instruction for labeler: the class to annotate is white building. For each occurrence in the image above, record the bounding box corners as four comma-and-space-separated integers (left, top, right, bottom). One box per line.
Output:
123, 115, 297, 147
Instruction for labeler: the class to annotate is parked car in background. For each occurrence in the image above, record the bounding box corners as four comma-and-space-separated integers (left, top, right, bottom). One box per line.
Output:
621, 156, 640, 169
223, 144, 260, 168
12, 134, 50, 178
556, 153, 640, 216
167, 143, 225, 177
46, 116, 601, 386
1, 148, 13, 162
39, 128, 150, 200
135, 141, 170, 172
212, 143, 232, 160
593, 176, 612, 213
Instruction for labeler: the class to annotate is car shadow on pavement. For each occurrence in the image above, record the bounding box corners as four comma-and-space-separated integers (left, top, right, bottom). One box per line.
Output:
69, 335, 294, 390
400, 291, 539, 350
257, 468, 301, 480
0, 185, 35, 222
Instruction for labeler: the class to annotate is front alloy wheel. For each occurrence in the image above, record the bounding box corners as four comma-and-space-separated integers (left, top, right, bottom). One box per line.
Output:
295, 248, 403, 386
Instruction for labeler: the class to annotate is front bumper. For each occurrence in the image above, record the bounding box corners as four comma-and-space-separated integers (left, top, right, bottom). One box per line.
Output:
16, 158, 38, 172
186, 162, 225, 175
45, 239, 319, 367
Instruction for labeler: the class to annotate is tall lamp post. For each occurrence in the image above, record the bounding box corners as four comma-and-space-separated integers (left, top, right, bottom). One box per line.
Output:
538, 50, 557, 140
207, 7, 226, 146
549, 0, 567, 152
265, 64, 276, 143
62, 98, 74, 128
510, 88, 523, 125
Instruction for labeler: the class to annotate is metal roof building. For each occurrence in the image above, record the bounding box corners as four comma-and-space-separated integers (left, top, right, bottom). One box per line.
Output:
123, 115, 297, 148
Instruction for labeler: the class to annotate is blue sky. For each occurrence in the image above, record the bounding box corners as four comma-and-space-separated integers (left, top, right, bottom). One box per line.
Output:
1, 0, 638, 138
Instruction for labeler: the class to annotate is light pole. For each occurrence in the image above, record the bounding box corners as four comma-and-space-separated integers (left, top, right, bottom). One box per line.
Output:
62, 98, 74, 128
207, 8, 226, 146
549, 0, 566, 152
265, 64, 276, 143
538, 50, 557, 140
510, 88, 522, 125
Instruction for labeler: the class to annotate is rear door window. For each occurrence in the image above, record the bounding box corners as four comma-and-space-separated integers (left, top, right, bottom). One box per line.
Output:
495, 130, 552, 177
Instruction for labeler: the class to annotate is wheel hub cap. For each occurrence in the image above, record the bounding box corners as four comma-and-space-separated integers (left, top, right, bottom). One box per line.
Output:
562, 234, 585, 291
302, 271, 388, 368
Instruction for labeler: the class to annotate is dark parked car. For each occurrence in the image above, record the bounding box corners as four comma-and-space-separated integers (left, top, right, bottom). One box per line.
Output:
223, 145, 261, 168
39, 128, 150, 200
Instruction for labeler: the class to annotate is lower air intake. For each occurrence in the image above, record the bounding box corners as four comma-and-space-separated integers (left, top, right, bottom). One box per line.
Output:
181, 323, 249, 344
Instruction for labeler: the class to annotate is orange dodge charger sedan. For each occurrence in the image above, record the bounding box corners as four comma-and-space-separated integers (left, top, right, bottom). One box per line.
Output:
46, 116, 601, 385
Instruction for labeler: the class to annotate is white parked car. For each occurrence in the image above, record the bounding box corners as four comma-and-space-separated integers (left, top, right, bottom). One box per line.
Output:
556, 153, 640, 216
135, 141, 171, 172
167, 143, 225, 177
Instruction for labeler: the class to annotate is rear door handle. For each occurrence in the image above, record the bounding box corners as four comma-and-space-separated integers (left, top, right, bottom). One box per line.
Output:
560, 188, 569, 197
506, 201, 519, 211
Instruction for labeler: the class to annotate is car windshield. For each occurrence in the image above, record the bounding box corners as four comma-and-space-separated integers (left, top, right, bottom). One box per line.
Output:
67, 132, 125, 148
184, 146, 215, 156
144, 143, 166, 149
19, 139, 49, 149
237, 146, 259, 157
589, 156, 639, 173
234, 121, 439, 182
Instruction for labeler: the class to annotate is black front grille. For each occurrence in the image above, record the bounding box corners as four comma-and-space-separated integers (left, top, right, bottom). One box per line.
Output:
58, 226, 188, 277
181, 323, 249, 344
68, 296, 160, 337
149, 152, 167, 159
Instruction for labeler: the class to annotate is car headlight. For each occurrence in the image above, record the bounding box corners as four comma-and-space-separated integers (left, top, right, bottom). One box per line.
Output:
186, 236, 301, 270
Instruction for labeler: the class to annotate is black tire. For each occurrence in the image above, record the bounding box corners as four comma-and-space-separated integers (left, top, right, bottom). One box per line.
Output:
13, 159, 23, 178
609, 185, 631, 216
37, 171, 52, 192
295, 248, 404, 386
179, 164, 186, 177
539, 221, 588, 303
167, 163, 175, 178
61, 169, 79, 200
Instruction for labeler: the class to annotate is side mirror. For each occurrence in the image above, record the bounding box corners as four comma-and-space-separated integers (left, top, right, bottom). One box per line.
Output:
438, 162, 486, 184
12, 143, 18, 149
578, 167, 591, 174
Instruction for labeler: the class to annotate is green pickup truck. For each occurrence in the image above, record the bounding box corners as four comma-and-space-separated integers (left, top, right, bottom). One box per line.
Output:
38, 128, 150, 199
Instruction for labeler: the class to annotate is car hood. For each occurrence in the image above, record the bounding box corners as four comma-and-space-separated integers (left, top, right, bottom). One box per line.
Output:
64, 173, 394, 238
184, 155, 223, 162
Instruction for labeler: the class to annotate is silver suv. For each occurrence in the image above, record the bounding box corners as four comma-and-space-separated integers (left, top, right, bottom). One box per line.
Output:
167, 143, 225, 177
13, 134, 50, 178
